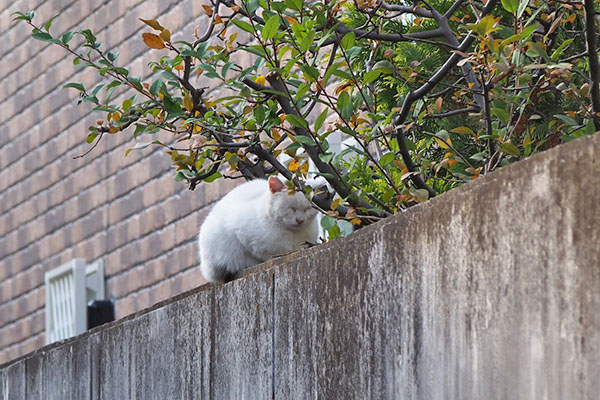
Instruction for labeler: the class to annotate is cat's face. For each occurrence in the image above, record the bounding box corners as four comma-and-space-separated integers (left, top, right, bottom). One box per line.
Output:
269, 191, 318, 230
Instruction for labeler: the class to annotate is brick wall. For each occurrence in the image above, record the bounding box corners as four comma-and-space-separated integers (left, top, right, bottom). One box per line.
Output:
0, 0, 234, 364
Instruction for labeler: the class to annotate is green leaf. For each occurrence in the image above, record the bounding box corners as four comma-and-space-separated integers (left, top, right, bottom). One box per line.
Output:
163, 95, 182, 116
468, 14, 498, 36
203, 171, 222, 182
527, 42, 550, 63
63, 82, 85, 92
516, 0, 529, 19
11, 11, 33, 22
149, 79, 164, 97
363, 70, 381, 84
300, 63, 319, 80
501, 0, 518, 13
372, 60, 394, 74
44, 15, 59, 31
319, 152, 334, 163
262, 14, 280, 40
551, 39, 573, 61
341, 32, 355, 50
61, 31, 74, 45
285, 0, 303, 11
500, 142, 520, 157
86, 133, 98, 143
107, 51, 119, 62
286, 114, 308, 129
31, 31, 54, 42
314, 109, 328, 132
231, 19, 255, 34
320, 215, 336, 230
245, 0, 260, 14
491, 108, 510, 125
294, 135, 316, 146
519, 25, 536, 40
554, 114, 579, 126
299, 30, 316, 53
379, 152, 395, 167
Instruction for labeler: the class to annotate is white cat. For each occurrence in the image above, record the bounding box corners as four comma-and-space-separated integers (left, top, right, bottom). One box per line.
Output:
198, 176, 319, 283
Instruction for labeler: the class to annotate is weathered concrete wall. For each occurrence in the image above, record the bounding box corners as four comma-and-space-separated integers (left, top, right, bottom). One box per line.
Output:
1, 134, 599, 399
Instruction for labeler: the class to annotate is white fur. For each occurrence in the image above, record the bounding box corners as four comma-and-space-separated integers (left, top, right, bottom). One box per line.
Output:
198, 178, 319, 283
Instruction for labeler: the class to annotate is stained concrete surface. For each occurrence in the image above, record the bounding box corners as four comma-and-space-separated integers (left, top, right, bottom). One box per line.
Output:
1, 134, 599, 399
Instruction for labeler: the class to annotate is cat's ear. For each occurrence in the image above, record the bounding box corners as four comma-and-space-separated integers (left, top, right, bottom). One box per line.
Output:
268, 177, 285, 193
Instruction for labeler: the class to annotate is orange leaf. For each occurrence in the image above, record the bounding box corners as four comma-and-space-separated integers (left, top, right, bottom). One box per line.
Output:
202, 5, 214, 17
435, 97, 443, 113
142, 33, 165, 49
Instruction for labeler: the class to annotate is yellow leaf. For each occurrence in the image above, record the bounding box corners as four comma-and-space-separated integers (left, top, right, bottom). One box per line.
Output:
271, 127, 281, 141
450, 126, 475, 135
183, 92, 194, 111
112, 112, 121, 123
349, 218, 362, 225
288, 159, 300, 171
139, 18, 164, 31
227, 32, 238, 48
256, 75, 266, 85
331, 198, 340, 210
142, 33, 165, 49
434, 137, 451, 149
109, 126, 119, 134
300, 162, 309, 175
159, 29, 171, 43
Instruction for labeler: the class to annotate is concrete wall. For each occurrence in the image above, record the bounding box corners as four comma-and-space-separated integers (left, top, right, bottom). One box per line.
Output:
0, 0, 244, 362
1, 133, 598, 399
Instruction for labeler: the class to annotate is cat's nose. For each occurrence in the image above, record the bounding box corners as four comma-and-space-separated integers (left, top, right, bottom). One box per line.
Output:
295, 216, 304, 225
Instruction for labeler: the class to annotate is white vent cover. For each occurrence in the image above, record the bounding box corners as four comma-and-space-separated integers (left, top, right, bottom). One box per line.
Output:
44, 258, 105, 344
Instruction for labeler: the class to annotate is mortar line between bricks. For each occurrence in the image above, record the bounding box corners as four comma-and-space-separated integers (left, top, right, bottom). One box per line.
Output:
0, 298, 45, 332
0, 146, 174, 254
0, 0, 202, 151
0, 331, 44, 362
0, 261, 204, 364
105, 236, 199, 296
0, 0, 166, 110
0, 0, 58, 42
0, 162, 179, 264
0, 28, 223, 215
0, 309, 45, 349
0, 0, 83, 68
0, 252, 194, 346
0, 206, 207, 307
0, 308, 45, 340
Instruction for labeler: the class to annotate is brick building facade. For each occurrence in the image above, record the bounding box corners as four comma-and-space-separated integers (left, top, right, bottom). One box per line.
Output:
0, 0, 233, 364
